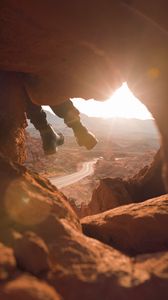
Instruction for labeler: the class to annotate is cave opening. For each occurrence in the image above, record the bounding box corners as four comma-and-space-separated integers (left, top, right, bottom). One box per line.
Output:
25, 83, 162, 220
1, 1, 168, 297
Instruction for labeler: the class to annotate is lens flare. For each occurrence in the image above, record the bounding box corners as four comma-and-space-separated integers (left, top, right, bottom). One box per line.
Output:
4, 178, 51, 226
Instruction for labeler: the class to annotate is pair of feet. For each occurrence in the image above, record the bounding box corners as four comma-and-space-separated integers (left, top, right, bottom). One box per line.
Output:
40, 124, 98, 155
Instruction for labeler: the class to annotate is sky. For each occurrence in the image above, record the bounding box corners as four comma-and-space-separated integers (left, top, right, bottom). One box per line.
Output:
44, 83, 153, 120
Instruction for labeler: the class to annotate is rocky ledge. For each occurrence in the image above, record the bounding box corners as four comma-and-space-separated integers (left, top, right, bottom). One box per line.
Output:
0, 154, 168, 300
78, 150, 165, 218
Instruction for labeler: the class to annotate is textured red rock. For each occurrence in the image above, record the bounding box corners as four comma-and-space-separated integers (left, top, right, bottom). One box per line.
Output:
88, 177, 132, 216
84, 151, 165, 217
0, 243, 16, 280
0, 155, 80, 231
14, 231, 50, 275
135, 251, 168, 279
81, 195, 168, 255
0, 72, 26, 163
0, 275, 61, 300
128, 150, 165, 201
0, 157, 168, 299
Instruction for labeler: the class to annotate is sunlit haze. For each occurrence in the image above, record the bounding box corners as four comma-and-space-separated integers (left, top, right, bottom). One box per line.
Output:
44, 83, 153, 120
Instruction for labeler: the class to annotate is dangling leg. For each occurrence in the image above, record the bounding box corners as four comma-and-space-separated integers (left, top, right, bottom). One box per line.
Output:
51, 100, 98, 150
25, 96, 64, 155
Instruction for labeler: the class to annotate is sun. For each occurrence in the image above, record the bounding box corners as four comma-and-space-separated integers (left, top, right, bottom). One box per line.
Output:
43, 83, 153, 120
72, 83, 153, 120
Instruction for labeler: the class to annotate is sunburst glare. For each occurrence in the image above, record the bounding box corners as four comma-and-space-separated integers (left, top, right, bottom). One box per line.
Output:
72, 83, 153, 120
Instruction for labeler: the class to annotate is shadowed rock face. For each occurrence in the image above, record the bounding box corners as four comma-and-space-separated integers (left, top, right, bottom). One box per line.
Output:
1, 155, 168, 300
0, 1, 130, 101
0, 0, 168, 104
0, 72, 27, 163
1, 0, 168, 185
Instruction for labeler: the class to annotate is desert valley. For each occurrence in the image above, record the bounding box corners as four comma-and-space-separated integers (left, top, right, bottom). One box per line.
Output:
25, 110, 160, 216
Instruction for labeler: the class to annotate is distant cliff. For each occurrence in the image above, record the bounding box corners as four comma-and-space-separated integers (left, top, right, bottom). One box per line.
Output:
27, 110, 159, 141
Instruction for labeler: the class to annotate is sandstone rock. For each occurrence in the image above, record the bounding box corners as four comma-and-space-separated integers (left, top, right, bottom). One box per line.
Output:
0, 1, 136, 103
40, 222, 168, 300
0, 243, 16, 280
86, 151, 165, 217
1, 156, 168, 299
135, 251, 168, 280
0, 275, 61, 300
14, 231, 50, 275
128, 150, 165, 201
0, 155, 80, 234
82, 195, 168, 255
0, 72, 26, 163
88, 177, 132, 216
130, 251, 168, 299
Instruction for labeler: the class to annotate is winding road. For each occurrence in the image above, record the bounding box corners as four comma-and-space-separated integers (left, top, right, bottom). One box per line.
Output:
50, 159, 98, 189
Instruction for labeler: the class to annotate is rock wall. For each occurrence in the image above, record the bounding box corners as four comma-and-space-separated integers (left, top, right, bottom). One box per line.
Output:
0, 72, 26, 163
127, 149, 165, 201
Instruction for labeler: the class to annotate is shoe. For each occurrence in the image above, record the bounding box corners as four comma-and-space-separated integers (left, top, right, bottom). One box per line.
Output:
73, 124, 98, 150
40, 125, 64, 155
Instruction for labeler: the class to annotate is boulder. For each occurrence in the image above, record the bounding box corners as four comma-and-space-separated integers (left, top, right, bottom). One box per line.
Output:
82, 195, 168, 255
0, 155, 80, 234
